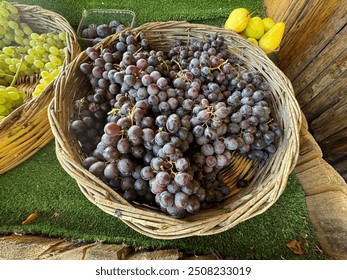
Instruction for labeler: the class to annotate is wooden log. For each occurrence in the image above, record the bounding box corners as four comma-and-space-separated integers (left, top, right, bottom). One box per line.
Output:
302, 70, 347, 121
295, 158, 347, 196
293, 25, 347, 98
0, 235, 72, 260
296, 129, 323, 167
126, 249, 182, 260
332, 158, 347, 181
311, 98, 347, 142
82, 243, 132, 260
264, 0, 296, 22
320, 128, 347, 162
296, 48, 347, 108
305, 191, 347, 260
278, 0, 347, 82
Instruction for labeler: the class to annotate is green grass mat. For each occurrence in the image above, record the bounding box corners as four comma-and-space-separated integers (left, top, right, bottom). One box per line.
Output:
11, 0, 265, 29
0, 0, 330, 259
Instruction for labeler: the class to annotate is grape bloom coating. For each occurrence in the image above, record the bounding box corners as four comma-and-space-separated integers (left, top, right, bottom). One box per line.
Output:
71, 30, 283, 218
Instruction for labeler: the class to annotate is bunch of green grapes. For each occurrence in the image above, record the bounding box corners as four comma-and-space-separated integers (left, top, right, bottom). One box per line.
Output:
0, 85, 26, 121
0, 1, 68, 121
0, 32, 67, 87
0, 1, 32, 48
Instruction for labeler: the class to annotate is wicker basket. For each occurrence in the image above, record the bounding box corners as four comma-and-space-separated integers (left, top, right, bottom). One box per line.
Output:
0, 3, 80, 174
48, 21, 301, 239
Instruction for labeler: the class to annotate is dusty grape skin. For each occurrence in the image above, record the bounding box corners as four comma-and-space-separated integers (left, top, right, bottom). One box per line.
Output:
72, 31, 284, 217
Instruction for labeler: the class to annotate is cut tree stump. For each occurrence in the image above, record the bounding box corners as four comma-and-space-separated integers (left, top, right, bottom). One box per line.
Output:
294, 114, 347, 260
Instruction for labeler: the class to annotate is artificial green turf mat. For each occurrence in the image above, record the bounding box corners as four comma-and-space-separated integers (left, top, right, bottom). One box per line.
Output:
0, 141, 329, 260
0, 0, 330, 259
11, 0, 266, 30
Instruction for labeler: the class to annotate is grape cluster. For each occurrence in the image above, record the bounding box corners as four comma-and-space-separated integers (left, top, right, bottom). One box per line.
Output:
0, 85, 26, 120
0, 1, 68, 120
0, 1, 30, 48
71, 29, 283, 218
80, 20, 127, 45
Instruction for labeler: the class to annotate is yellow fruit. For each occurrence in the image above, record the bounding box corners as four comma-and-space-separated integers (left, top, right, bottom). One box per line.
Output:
247, 37, 258, 45
243, 17, 264, 39
259, 22, 285, 54
224, 8, 251, 33
262, 17, 276, 32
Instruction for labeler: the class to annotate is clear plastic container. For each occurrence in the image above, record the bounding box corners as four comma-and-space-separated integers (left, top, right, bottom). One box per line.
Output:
77, 9, 136, 47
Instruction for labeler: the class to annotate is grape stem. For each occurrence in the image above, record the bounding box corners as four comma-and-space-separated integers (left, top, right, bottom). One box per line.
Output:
107, 107, 121, 115
209, 59, 228, 71
10, 54, 24, 87
128, 104, 137, 126
161, 158, 176, 177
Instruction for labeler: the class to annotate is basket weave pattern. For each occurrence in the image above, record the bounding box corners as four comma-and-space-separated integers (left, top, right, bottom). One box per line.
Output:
0, 4, 80, 174
49, 21, 301, 239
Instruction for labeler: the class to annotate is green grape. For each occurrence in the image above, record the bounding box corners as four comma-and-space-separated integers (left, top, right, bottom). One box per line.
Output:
44, 61, 55, 71
5, 3, 19, 15
0, 53, 8, 60
49, 46, 59, 56
4, 57, 11, 64
8, 64, 17, 73
0, 18, 8, 28
10, 58, 20, 65
0, 25, 6, 35
2, 37, 11, 45
20, 23, 32, 36
29, 39, 36, 47
4, 75, 12, 84
35, 45, 45, 55
46, 37, 56, 46
0, 8, 9, 19
16, 61, 27, 72
22, 38, 30, 46
43, 43, 50, 52
7, 20, 18, 29
0, 104, 8, 114
4, 30, 14, 41
32, 83, 45, 98
30, 33, 40, 40
14, 36, 23, 45
24, 54, 34, 64
27, 48, 37, 57
14, 28, 24, 37
33, 60, 44, 69
58, 32, 66, 41
2, 46, 14, 56
7, 90, 20, 100
49, 55, 61, 66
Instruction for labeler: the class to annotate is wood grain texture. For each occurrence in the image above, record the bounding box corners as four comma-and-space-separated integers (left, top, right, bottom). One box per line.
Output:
311, 98, 347, 142
265, 0, 347, 182
293, 25, 347, 97
332, 158, 347, 181
278, 0, 346, 82
320, 128, 347, 162
301, 69, 347, 122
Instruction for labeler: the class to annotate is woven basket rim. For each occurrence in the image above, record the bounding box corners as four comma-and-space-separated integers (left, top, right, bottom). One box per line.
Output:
0, 3, 81, 174
48, 21, 302, 239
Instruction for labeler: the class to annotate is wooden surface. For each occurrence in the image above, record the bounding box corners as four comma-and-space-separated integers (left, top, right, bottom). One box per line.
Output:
264, 0, 347, 181
293, 114, 347, 260
0, 234, 219, 260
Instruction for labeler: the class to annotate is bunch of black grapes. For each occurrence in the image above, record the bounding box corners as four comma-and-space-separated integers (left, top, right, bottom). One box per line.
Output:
70, 30, 283, 218
80, 20, 128, 45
